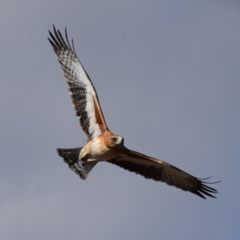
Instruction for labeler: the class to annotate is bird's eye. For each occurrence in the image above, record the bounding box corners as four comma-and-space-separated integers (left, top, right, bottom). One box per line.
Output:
112, 138, 118, 142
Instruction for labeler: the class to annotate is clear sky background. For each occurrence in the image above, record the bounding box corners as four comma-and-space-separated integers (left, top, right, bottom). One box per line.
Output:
1, 1, 240, 239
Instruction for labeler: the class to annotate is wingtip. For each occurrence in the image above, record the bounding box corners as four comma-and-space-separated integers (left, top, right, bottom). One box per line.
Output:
53, 24, 56, 32
48, 24, 77, 55
197, 177, 220, 199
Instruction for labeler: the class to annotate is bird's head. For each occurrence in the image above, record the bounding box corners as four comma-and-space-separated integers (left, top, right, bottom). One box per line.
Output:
109, 135, 124, 148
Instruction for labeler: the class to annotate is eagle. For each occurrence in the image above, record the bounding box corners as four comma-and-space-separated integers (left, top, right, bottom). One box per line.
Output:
48, 25, 219, 199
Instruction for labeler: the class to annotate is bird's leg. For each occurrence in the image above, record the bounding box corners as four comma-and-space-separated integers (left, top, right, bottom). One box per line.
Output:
79, 145, 90, 161
79, 142, 99, 163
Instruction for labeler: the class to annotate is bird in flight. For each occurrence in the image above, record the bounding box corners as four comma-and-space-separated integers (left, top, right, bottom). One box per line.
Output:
48, 25, 219, 199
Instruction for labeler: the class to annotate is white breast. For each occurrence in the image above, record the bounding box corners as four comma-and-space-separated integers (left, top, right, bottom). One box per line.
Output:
90, 138, 106, 160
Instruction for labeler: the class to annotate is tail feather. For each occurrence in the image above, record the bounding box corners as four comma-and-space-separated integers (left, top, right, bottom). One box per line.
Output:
57, 147, 97, 180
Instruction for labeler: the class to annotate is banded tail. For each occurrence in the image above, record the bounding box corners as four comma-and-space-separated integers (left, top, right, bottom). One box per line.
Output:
57, 147, 97, 180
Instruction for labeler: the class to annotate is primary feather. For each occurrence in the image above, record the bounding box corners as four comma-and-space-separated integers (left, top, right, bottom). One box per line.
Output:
48, 25, 108, 140
48, 26, 219, 199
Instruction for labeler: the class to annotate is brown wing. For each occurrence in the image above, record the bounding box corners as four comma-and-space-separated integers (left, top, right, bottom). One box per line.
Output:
108, 149, 219, 199
48, 25, 109, 140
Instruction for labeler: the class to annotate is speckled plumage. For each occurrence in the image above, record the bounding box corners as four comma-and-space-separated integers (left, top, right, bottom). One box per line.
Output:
48, 25, 219, 199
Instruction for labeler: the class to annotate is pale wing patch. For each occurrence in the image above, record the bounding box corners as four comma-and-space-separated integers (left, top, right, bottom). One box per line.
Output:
48, 26, 108, 140
108, 150, 219, 199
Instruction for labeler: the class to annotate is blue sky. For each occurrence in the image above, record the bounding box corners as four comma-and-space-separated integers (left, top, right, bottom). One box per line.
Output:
0, 1, 240, 239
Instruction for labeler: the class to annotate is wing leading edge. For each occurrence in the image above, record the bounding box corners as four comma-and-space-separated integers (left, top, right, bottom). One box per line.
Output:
109, 149, 219, 199
48, 25, 109, 140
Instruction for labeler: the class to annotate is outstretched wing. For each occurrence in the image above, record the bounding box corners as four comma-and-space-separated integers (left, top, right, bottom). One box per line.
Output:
108, 149, 219, 199
48, 25, 109, 140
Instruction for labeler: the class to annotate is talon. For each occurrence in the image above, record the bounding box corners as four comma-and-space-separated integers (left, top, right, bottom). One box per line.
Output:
81, 155, 89, 161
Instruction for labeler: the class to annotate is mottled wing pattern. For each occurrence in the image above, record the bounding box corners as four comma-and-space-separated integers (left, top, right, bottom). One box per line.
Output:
48, 25, 108, 140
108, 150, 218, 199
